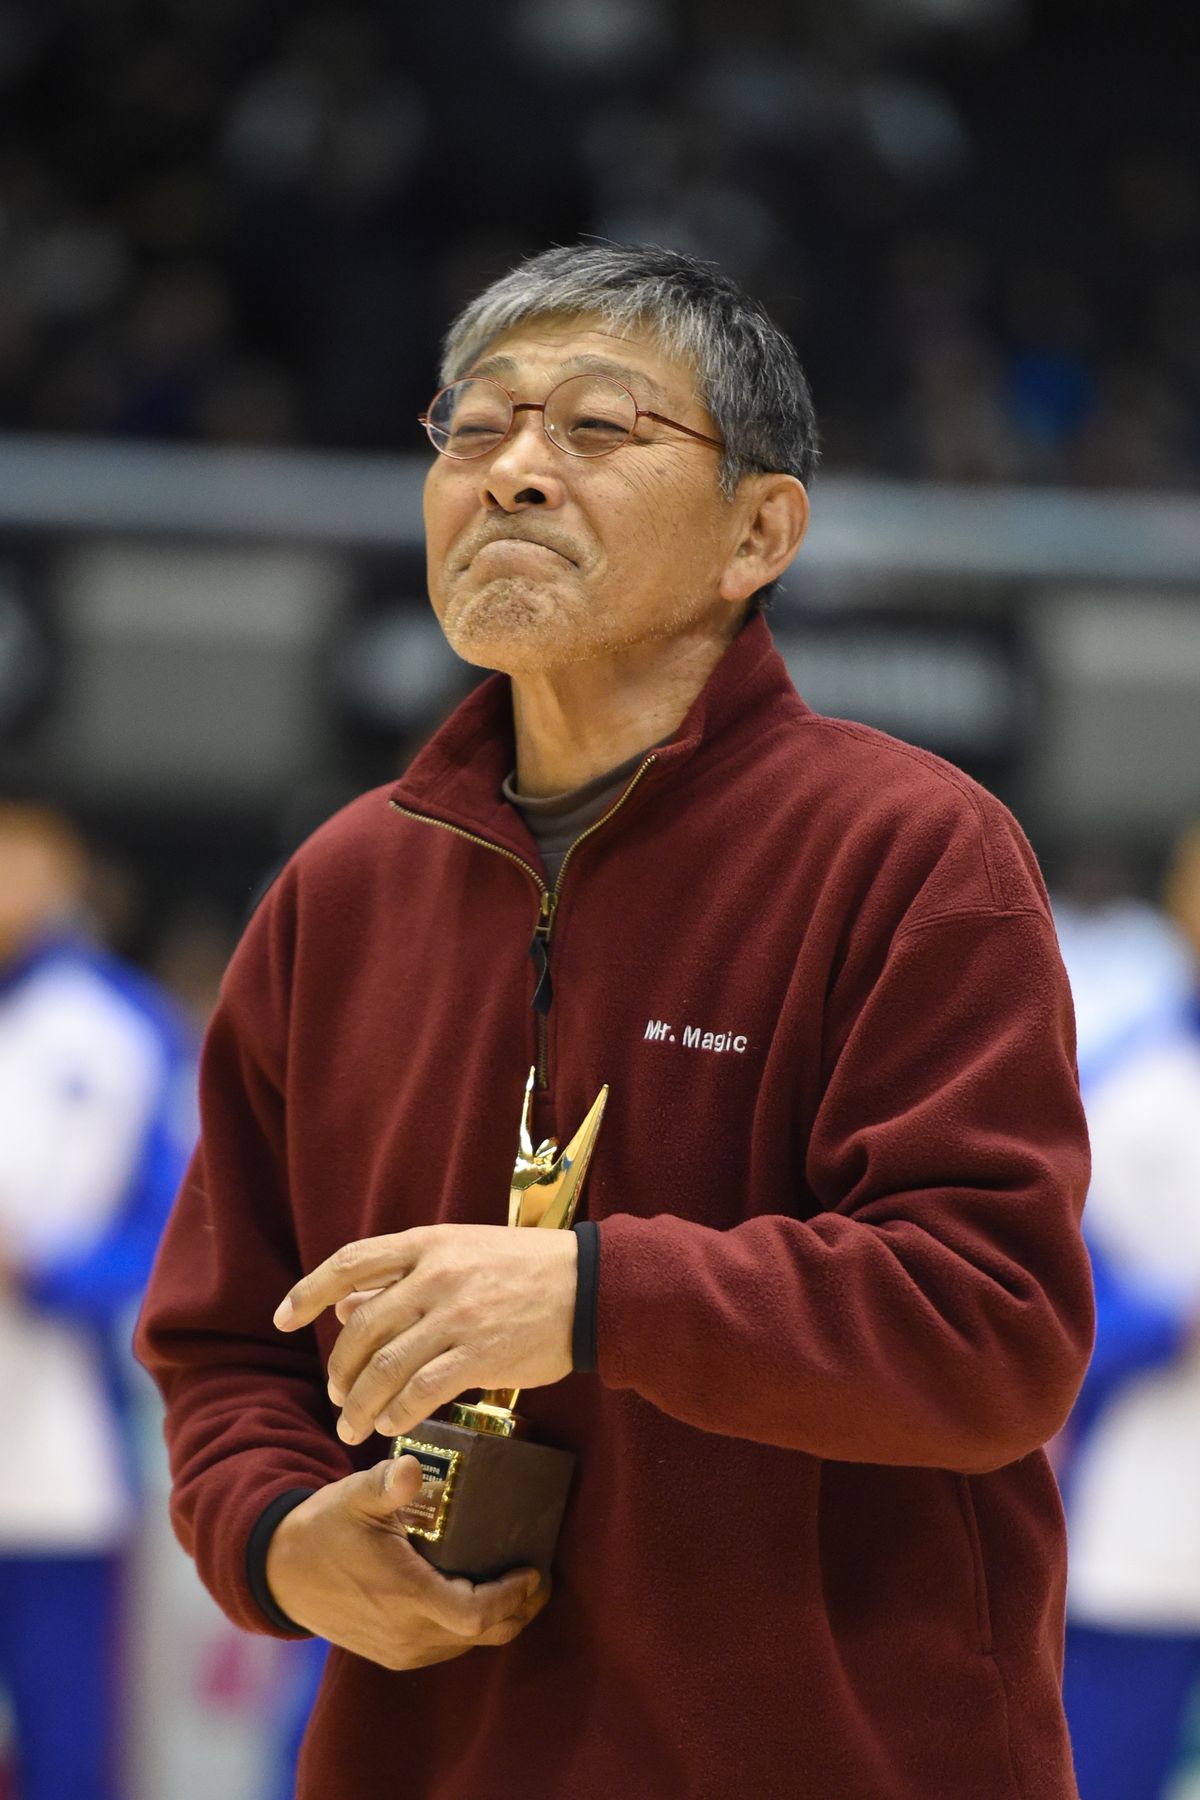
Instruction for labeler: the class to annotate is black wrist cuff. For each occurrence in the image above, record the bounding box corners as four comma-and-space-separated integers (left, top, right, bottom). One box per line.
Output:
571, 1220, 600, 1373
246, 1487, 319, 1635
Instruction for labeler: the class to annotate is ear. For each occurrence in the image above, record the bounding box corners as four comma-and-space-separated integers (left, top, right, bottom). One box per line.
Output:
718, 475, 810, 607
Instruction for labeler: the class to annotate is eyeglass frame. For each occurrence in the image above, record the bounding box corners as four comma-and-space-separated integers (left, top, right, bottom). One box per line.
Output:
418, 373, 726, 460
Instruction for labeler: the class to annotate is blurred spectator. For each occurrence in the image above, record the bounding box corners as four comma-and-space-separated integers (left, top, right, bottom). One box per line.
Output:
148, 897, 239, 1033
0, 799, 195, 1800
1052, 833, 1200, 1800
1164, 824, 1200, 960
1053, 849, 1196, 1092
1001, 262, 1100, 477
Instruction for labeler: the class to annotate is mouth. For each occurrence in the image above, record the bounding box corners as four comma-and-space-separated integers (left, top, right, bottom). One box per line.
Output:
464, 537, 575, 570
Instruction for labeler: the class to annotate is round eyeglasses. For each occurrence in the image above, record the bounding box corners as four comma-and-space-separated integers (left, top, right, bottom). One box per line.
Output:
419, 373, 725, 461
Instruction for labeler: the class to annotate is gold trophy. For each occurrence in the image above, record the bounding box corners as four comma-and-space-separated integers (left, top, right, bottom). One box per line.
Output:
391, 1068, 608, 1579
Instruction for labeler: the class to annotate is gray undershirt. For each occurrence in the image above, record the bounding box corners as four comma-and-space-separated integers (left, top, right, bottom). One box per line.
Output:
502, 743, 663, 887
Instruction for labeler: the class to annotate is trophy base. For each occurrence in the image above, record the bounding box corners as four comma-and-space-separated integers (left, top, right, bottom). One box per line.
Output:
391, 1418, 575, 1582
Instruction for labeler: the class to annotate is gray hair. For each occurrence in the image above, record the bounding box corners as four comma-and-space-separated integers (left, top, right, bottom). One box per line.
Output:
440, 241, 819, 516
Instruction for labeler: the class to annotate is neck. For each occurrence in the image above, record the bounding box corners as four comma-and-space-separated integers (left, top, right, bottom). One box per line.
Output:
510, 620, 740, 797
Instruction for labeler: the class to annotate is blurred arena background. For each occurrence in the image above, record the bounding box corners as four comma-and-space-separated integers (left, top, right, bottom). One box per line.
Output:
0, 1, 1197, 1796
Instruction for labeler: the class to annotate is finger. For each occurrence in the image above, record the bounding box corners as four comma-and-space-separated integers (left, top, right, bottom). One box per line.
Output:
402, 1643, 483, 1670
474, 1582, 552, 1647
334, 1322, 454, 1445
348, 1455, 425, 1519
354, 1344, 474, 1445
415, 1564, 545, 1639
334, 1286, 388, 1326
326, 1284, 425, 1409
372, 1345, 476, 1438
274, 1234, 425, 1331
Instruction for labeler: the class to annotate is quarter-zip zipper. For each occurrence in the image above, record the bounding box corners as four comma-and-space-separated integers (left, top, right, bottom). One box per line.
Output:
529, 887, 557, 1019
549, 753, 657, 898
389, 752, 657, 1087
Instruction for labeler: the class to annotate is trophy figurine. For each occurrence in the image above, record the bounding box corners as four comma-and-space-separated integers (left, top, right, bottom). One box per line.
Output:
390, 1069, 608, 1580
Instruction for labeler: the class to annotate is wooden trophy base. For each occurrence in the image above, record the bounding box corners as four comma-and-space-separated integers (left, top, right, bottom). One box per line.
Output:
391, 1417, 575, 1581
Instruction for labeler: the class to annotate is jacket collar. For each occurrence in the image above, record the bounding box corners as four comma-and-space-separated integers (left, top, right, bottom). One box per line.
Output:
388, 612, 809, 858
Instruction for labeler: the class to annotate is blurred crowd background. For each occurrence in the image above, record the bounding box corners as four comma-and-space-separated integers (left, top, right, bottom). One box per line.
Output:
1, 0, 1197, 488
0, 0, 1198, 1796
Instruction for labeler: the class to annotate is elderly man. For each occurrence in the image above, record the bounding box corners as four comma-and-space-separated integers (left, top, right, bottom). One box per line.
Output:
137, 243, 1094, 1799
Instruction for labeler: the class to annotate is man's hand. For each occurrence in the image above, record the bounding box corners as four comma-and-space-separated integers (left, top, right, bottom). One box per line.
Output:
264, 1456, 549, 1670
274, 1224, 578, 1443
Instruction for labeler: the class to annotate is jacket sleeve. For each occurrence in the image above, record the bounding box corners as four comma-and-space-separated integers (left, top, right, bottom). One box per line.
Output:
595, 907, 1095, 1474
133, 879, 354, 1635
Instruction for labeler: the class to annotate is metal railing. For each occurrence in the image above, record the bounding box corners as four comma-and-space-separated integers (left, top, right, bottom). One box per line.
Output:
1, 433, 1198, 584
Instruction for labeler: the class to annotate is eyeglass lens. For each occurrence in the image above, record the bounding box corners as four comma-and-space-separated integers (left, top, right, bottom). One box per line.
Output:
426, 374, 639, 458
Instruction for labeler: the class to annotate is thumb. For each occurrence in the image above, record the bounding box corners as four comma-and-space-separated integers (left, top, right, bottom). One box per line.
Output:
349, 1454, 425, 1518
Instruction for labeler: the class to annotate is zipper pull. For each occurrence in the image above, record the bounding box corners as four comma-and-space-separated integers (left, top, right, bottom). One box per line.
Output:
529, 889, 557, 1017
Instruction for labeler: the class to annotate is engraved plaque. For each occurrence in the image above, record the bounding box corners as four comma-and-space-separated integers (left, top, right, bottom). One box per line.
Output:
394, 1441, 462, 1543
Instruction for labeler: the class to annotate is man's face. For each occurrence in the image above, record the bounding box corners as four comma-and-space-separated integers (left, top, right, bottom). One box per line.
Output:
423, 316, 748, 674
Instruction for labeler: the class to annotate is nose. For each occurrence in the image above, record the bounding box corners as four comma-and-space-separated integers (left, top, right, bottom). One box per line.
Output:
478, 408, 569, 514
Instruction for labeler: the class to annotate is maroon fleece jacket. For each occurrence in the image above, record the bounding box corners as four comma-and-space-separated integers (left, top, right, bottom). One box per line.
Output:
136, 613, 1093, 1800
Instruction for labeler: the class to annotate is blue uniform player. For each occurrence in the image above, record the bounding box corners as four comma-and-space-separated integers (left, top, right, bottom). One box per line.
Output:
0, 801, 195, 1800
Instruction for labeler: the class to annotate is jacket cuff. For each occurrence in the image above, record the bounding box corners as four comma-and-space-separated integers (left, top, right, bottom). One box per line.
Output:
571, 1220, 600, 1373
246, 1488, 319, 1635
